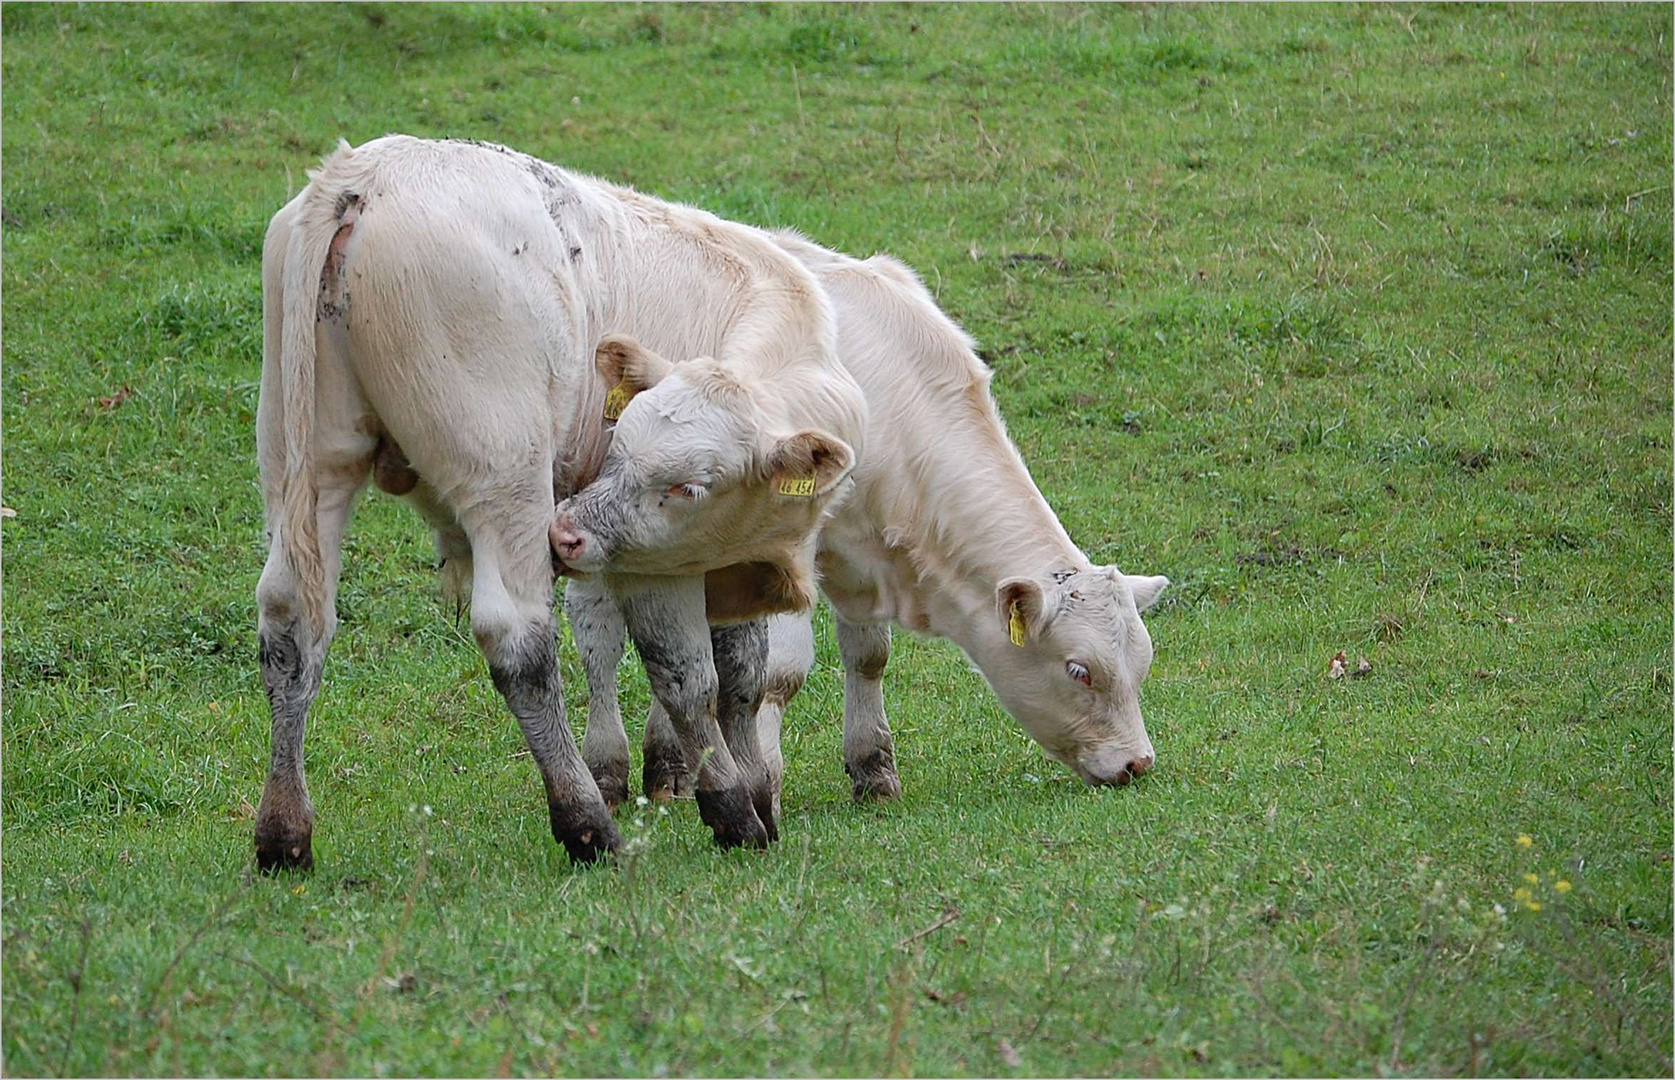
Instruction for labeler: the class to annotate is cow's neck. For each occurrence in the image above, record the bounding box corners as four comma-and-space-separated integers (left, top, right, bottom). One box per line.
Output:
589, 187, 748, 364
821, 363, 1088, 652
906, 446, 1086, 649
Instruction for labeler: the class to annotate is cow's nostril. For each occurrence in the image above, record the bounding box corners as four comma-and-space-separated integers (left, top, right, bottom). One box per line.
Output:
1127, 754, 1154, 780
549, 518, 585, 560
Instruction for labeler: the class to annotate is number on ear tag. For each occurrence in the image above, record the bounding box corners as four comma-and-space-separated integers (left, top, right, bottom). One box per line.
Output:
603, 384, 635, 422
778, 474, 817, 497
1009, 602, 1027, 647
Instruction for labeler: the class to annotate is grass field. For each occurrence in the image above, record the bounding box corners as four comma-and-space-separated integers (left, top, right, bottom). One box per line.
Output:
3, 3, 1671, 1075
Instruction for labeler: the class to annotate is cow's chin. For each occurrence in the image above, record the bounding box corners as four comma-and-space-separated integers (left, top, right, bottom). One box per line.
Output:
1030, 733, 1154, 788
1070, 740, 1155, 787
554, 545, 608, 575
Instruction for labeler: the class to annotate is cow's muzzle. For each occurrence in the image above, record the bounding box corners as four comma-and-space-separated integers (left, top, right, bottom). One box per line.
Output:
1077, 750, 1154, 787
549, 513, 597, 572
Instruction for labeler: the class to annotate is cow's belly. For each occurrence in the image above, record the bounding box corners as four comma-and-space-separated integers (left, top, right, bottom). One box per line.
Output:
815, 530, 931, 632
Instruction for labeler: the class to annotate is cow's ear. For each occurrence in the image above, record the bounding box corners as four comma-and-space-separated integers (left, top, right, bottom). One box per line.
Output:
767, 430, 854, 497
595, 334, 673, 393
997, 577, 1048, 647
1124, 573, 1170, 613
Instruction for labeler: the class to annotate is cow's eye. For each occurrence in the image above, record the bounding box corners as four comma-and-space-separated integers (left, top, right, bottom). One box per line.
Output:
665, 482, 706, 500
1065, 660, 1092, 686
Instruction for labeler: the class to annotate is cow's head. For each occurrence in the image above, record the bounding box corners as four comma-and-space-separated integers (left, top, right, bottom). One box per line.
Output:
982, 566, 1168, 787
551, 336, 855, 597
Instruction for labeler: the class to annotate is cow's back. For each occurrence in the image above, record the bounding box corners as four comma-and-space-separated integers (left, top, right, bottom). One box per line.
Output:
301, 137, 614, 503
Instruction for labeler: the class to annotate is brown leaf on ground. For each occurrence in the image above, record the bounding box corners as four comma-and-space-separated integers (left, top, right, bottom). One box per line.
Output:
98, 385, 135, 411
1328, 650, 1347, 679
1351, 656, 1373, 678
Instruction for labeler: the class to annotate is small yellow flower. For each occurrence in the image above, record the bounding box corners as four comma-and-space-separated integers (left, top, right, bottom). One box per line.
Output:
1516, 834, 1533, 848
1554, 879, 1572, 893
1524, 900, 1542, 911
1523, 872, 1540, 885
291, 884, 306, 896
1512, 887, 1533, 904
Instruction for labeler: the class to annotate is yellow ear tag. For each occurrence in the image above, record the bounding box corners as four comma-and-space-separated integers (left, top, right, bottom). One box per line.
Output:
1009, 602, 1027, 647
778, 474, 817, 497
602, 384, 635, 422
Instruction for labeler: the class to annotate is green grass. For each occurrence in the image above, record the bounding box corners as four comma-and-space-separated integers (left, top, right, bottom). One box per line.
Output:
3, 3, 1670, 1075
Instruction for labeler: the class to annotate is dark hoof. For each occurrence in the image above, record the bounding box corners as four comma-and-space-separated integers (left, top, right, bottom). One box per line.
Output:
751, 781, 779, 844
589, 761, 631, 811
549, 802, 622, 865
846, 751, 903, 802
695, 787, 771, 850
254, 820, 315, 873
643, 751, 693, 803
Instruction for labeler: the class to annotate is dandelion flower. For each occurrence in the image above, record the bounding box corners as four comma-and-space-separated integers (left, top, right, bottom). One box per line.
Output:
1513, 887, 1533, 904
1555, 879, 1572, 893
1524, 900, 1542, 912
1523, 872, 1540, 885
1516, 834, 1533, 848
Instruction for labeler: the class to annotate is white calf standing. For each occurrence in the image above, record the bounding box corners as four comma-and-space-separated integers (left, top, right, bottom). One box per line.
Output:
569, 231, 1168, 816
255, 137, 865, 869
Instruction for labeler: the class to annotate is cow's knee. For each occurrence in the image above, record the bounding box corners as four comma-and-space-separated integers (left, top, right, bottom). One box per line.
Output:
642, 649, 718, 728
838, 620, 891, 682
712, 622, 769, 732
659, 669, 718, 740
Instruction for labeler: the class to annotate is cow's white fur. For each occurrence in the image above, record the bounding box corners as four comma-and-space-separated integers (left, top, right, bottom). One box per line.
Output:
574, 231, 1168, 805
773, 230, 1165, 785
268, 136, 864, 629
253, 136, 866, 865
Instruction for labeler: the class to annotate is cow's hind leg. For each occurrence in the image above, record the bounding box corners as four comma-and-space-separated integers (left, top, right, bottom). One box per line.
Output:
397, 477, 476, 628
837, 618, 903, 801
641, 699, 691, 803
619, 579, 770, 850
255, 474, 366, 872
755, 612, 815, 823
566, 576, 632, 809
464, 508, 619, 864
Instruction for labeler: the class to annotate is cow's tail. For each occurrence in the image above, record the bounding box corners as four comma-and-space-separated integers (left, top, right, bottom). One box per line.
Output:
278, 142, 355, 641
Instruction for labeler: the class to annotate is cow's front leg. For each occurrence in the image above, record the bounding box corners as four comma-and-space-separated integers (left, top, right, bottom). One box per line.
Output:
836, 617, 903, 801
618, 577, 771, 850
468, 531, 619, 865
639, 635, 773, 827
566, 576, 632, 809
711, 620, 777, 842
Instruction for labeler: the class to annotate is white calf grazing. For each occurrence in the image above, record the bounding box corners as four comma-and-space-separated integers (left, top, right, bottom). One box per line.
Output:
570, 231, 1168, 814
255, 136, 865, 869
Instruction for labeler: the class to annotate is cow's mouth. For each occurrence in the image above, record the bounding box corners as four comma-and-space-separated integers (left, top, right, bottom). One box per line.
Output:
549, 515, 604, 573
